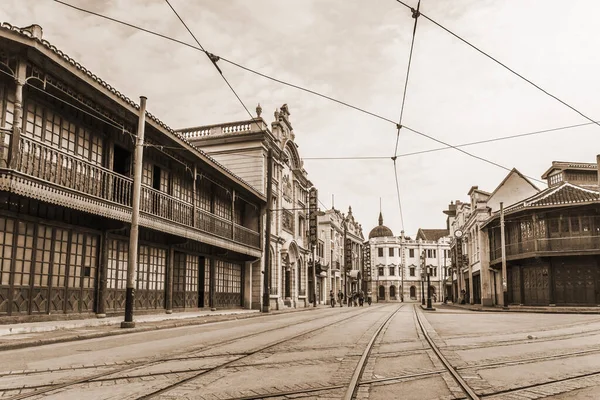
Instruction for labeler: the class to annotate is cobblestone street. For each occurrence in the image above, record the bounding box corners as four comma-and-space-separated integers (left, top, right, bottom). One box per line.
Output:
2, 304, 600, 399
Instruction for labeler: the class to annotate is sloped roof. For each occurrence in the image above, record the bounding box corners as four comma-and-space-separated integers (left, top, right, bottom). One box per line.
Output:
416, 229, 449, 242
483, 182, 600, 227
541, 161, 598, 179
488, 168, 541, 199
0, 22, 265, 201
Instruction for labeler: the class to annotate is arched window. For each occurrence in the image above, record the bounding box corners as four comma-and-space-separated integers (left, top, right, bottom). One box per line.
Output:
390, 285, 396, 299
410, 286, 416, 299
378, 285, 385, 300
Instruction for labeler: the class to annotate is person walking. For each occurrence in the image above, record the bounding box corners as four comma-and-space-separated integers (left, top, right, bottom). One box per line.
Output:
329, 290, 335, 307
358, 290, 364, 307
338, 289, 344, 307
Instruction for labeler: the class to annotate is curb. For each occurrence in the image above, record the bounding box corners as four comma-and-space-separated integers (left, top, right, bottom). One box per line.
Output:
440, 304, 600, 315
0, 305, 326, 352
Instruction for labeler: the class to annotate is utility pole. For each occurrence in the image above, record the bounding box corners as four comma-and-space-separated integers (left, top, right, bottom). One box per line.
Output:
500, 201, 508, 308
262, 148, 273, 313
122, 96, 146, 329
426, 265, 432, 309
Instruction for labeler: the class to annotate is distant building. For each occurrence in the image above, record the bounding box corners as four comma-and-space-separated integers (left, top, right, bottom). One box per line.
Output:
365, 213, 450, 302
317, 207, 364, 304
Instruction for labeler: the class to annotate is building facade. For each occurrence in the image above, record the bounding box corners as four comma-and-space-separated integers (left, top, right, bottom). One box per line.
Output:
366, 213, 450, 302
0, 24, 264, 321
180, 104, 313, 310
316, 206, 364, 304
482, 160, 600, 306
448, 169, 540, 306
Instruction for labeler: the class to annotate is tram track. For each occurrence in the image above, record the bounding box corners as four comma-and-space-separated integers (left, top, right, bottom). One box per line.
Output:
135, 304, 403, 400
4, 306, 376, 400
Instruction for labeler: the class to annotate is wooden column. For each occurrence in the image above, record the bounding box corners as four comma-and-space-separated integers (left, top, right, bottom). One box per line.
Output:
96, 231, 110, 318
8, 60, 26, 169
209, 257, 216, 310
532, 214, 539, 253
166, 246, 174, 314
231, 189, 236, 239
191, 166, 197, 227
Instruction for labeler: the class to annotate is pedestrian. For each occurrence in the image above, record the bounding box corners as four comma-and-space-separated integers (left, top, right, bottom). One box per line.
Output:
329, 289, 335, 307
353, 291, 358, 307
358, 290, 364, 306
337, 289, 344, 307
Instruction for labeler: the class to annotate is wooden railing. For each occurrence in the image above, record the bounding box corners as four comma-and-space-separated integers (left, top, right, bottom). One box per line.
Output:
197, 208, 233, 239
491, 235, 600, 261
6, 136, 261, 249
16, 136, 133, 207
141, 186, 193, 226
234, 224, 260, 248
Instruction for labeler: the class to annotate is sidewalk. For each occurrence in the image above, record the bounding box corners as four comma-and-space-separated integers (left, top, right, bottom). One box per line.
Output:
438, 302, 600, 314
0, 305, 326, 351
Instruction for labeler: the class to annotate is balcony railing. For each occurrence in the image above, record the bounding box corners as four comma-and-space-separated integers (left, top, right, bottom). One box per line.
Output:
234, 223, 260, 248
4, 135, 261, 249
17, 135, 133, 206
491, 235, 600, 262
141, 186, 193, 226
179, 119, 268, 139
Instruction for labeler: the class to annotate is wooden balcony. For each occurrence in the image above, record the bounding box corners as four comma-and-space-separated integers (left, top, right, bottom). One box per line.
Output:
491, 235, 600, 264
0, 132, 261, 254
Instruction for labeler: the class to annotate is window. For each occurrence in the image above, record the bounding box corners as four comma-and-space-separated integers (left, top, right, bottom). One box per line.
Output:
185, 255, 199, 292
432, 267, 437, 277
409, 267, 415, 277
409, 249, 414, 258
389, 267, 395, 276
378, 248, 383, 257
389, 248, 394, 257
378, 267, 384, 276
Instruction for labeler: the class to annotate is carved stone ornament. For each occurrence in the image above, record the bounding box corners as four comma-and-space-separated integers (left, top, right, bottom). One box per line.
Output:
282, 174, 292, 201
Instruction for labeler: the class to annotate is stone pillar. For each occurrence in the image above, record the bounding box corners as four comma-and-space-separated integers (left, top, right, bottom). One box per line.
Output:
165, 246, 174, 314
243, 260, 252, 309
8, 60, 26, 170
468, 238, 474, 305
480, 228, 493, 306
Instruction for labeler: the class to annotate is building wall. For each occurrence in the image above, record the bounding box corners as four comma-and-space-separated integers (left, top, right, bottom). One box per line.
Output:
486, 173, 539, 213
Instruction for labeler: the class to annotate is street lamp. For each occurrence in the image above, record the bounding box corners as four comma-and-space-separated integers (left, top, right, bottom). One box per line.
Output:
420, 272, 425, 306
426, 266, 432, 309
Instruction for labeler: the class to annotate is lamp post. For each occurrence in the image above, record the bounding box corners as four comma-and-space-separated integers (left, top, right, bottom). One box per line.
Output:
426, 266, 432, 309
420, 272, 425, 306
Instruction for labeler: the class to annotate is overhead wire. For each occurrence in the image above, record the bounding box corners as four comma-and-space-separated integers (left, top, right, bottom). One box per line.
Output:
394, 0, 600, 130
391, 0, 421, 235
49, 0, 547, 184
48, 0, 578, 196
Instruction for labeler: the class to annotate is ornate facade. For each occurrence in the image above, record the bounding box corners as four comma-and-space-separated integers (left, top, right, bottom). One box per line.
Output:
0, 24, 263, 321
180, 104, 313, 309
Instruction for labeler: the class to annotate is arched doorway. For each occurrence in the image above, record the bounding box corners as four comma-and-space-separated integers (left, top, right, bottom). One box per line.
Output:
410, 286, 416, 299
378, 285, 385, 300
283, 242, 299, 301
390, 285, 396, 299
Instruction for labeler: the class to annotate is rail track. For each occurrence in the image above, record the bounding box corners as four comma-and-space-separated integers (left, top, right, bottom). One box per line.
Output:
3, 305, 375, 400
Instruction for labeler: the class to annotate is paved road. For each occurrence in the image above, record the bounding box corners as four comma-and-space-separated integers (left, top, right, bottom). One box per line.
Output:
2, 303, 600, 399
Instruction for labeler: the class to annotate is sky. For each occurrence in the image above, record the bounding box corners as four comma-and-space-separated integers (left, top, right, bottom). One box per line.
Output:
2, 0, 600, 238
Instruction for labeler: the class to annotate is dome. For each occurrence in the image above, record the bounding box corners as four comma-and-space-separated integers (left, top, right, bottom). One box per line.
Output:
368, 212, 394, 239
